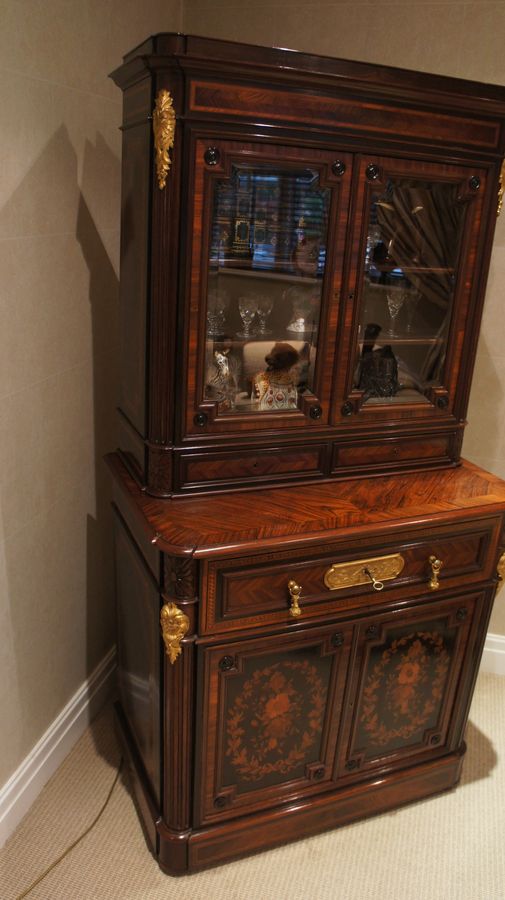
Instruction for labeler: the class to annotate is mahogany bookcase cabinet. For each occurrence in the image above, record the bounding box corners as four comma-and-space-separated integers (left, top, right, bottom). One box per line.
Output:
108, 35, 505, 874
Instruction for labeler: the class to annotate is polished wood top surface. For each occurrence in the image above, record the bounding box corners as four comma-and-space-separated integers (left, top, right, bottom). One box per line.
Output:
108, 454, 505, 558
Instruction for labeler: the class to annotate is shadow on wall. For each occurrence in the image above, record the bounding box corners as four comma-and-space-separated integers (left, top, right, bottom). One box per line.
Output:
0, 125, 119, 784
76, 136, 120, 686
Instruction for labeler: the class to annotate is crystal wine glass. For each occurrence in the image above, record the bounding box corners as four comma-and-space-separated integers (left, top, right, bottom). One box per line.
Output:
404, 287, 421, 333
286, 287, 312, 333
256, 295, 273, 335
386, 288, 407, 337
206, 289, 228, 337
237, 295, 258, 339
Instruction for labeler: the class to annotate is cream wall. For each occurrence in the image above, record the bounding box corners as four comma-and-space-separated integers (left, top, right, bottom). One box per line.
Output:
184, 0, 505, 635
0, 0, 182, 788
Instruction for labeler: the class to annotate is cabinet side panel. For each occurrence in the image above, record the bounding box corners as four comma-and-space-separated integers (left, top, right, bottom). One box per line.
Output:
113, 507, 160, 803
118, 79, 152, 442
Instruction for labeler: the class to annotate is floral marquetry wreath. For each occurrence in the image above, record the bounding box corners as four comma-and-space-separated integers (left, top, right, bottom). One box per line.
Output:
360, 630, 451, 747
226, 660, 326, 782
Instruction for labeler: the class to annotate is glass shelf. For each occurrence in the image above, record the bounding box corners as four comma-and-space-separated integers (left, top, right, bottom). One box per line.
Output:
214, 266, 321, 286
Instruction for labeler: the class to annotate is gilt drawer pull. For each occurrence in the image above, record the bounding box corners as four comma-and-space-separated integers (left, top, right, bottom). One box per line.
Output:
324, 554, 404, 591
428, 555, 443, 590
287, 579, 302, 617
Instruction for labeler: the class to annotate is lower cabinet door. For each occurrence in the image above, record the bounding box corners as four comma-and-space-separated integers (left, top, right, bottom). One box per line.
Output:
335, 591, 484, 779
195, 623, 353, 825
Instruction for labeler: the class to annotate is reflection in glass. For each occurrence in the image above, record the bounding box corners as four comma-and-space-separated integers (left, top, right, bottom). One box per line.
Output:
353, 175, 465, 405
203, 163, 330, 414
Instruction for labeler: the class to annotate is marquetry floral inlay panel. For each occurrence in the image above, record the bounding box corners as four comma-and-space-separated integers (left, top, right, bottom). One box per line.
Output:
225, 659, 327, 785
358, 626, 453, 753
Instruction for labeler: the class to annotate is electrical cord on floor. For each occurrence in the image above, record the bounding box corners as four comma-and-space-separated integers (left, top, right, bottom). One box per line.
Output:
14, 757, 124, 900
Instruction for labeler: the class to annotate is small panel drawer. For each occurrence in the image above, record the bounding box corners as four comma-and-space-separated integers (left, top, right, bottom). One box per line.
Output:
201, 517, 501, 635
332, 435, 454, 473
179, 444, 327, 491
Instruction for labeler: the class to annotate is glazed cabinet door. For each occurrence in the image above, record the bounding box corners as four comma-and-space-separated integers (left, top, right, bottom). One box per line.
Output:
194, 623, 352, 825
335, 591, 487, 779
183, 139, 352, 437
333, 155, 487, 425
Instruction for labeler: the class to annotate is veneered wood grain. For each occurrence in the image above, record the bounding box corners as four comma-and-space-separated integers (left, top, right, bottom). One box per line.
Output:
108, 452, 505, 558
189, 81, 500, 151
333, 435, 452, 469
181, 444, 327, 487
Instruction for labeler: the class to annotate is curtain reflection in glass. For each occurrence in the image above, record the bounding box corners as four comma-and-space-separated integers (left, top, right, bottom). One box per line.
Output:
355, 177, 465, 403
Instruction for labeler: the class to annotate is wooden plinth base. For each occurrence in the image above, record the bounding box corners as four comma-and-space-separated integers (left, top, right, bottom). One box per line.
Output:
115, 703, 465, 876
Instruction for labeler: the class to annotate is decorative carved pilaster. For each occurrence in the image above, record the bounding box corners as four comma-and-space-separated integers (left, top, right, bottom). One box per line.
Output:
163, 555, 198, 601
147, 445, 173, 497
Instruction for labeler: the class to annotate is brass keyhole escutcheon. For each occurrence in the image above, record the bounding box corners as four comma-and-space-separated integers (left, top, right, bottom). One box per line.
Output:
287, 580, 302, 617
428, 555, 443, 590
363, 568, 384, 592
324, 554, 404, 591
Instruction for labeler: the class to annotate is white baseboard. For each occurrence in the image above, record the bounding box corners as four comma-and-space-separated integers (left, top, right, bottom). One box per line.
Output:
0, 646, 117, 848
481, 632, 505, 676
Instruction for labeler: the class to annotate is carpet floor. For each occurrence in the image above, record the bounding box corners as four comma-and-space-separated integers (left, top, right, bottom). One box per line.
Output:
1, 671, 504, 900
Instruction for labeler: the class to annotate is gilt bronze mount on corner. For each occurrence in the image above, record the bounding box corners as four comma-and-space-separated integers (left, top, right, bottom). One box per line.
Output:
153, 89, 176, 189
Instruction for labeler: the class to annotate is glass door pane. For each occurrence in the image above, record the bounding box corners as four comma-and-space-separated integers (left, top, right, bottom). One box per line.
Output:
353, 174, 466, 406
203, 164, 331, 415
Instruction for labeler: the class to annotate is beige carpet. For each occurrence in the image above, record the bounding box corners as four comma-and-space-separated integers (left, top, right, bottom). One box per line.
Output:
1, 672, 504, 900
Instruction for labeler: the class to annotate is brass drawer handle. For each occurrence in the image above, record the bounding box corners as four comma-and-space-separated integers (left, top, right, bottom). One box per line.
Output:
363, 568, 384, 592
288, 580, 302, 617
428, 555, 443, 590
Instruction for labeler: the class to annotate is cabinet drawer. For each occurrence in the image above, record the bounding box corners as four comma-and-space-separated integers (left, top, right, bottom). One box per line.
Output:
179, 444, 327, 491
201, 518, 500, 635
332, 435, 454, 474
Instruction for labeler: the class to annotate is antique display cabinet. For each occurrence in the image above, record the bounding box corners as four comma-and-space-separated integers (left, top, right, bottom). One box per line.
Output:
108, 35, 505, 874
